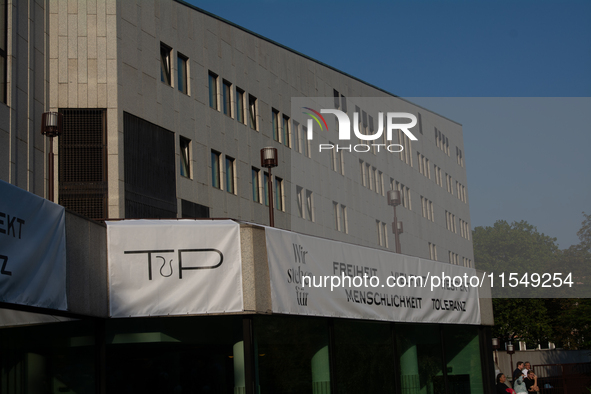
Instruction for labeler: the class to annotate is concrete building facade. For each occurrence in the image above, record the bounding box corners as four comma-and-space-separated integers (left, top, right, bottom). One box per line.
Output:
2, 0, 473, 265
0, 1, 492, 394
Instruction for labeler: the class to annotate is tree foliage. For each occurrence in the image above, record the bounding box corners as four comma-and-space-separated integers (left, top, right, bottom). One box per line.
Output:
474, 213, 591, 349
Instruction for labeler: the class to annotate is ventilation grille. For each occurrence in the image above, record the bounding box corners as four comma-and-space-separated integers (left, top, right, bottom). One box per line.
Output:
58, 108, 107, 219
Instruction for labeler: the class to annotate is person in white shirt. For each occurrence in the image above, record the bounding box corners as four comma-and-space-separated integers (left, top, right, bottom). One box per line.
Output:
522, 361, 531, 377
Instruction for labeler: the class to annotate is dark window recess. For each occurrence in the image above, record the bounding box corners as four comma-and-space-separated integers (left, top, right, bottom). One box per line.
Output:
58, 108, 107, 219
181, 200, 210, 219
124, 112, 177, 218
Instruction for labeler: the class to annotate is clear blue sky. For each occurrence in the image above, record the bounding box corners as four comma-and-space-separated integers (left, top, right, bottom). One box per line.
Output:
189, 0, 591, 247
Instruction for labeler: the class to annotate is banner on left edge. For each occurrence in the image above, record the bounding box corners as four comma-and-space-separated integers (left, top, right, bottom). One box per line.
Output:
107, 220, 243, 317
0, 180, 67, 310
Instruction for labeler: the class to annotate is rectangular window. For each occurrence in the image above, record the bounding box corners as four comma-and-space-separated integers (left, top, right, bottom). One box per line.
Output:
293, 121, 300, 153
274, 176, 284, 211
306, 190, 314, 222
211, 150, 221, 189
360, 160, 366, 186
249, 95, 258, 130
355, 106, 361, 143
236, 88, 245, 124
379, 171, 384, 196
282, 115, 290, 147
296, 186, 304, 218
334, 89, 340, 109
272, 109, 280, 142
225, 156, 235, 194
340, 150, 345, 176
303, 126, 310, 158
330, 142, 336, 171
252, 167, 260, 203
368, 165, 374, 190
435, 128, 439, 148
374, 167, 379, 194
418, 113, 423, 134
180, 137, 191, 178
223, 80, 232, 117
333, 202, 340, 231
377, 220, 382, 246
160, 43, 172, 86
177, 53, 188, 94
383, 222, 389, 248
341, 95, 347, 113
208, 72, 218, 110
341, 205, 348, 234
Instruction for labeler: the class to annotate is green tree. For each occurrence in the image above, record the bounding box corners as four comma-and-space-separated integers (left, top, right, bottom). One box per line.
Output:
474, 214, 591, 349
473, 220, 559, 298
473, 220, 559, 346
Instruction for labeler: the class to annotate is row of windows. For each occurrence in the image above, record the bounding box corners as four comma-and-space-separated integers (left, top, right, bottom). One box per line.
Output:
445, 210, 456, 233
208, 70, 258, 130
421, 196, 434, 222
296, 186, 315, 222
431, 244, 472, 267
360, 160, 386, 196
160, 43, 189, 95
459, 219, 471, 240
456, 181, 467, 203
417, 152, 430, 178
451, 253, 471, 267
292, 122, 312, 158
333, 202, 348, 234
211, 150, 285, 211
210, 150, 236, 194
272, 108, 292, 147
449, 251, 459, 266
435, 127, 450, 156
392, 180, 411, 210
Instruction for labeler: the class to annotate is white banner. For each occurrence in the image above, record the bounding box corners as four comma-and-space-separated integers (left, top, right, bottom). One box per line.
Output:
266, 227, 481, 325
0, 180, 67, 310
107, 220, 243, 317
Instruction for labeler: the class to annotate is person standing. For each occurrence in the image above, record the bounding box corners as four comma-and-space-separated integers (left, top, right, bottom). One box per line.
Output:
522, 361, 531, 377
513, 362, 525, 385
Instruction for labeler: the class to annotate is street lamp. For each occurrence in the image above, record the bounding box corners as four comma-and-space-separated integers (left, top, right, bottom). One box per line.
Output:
492, 337, 500, 369
387, 190, 402, 253
40, 112, 63, 202
260, 147, 278, 227
507, 342, 515, 377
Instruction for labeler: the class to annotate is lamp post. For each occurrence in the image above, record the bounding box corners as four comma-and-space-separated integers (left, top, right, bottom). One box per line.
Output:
387, 190, 402, 253
507, 342, 515, 379
492, 337, 500, 370
40, 112, 63, 202
260, 147, 278, 227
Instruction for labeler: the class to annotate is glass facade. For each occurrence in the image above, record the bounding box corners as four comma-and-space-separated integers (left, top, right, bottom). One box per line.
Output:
0, 315, 488, 394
